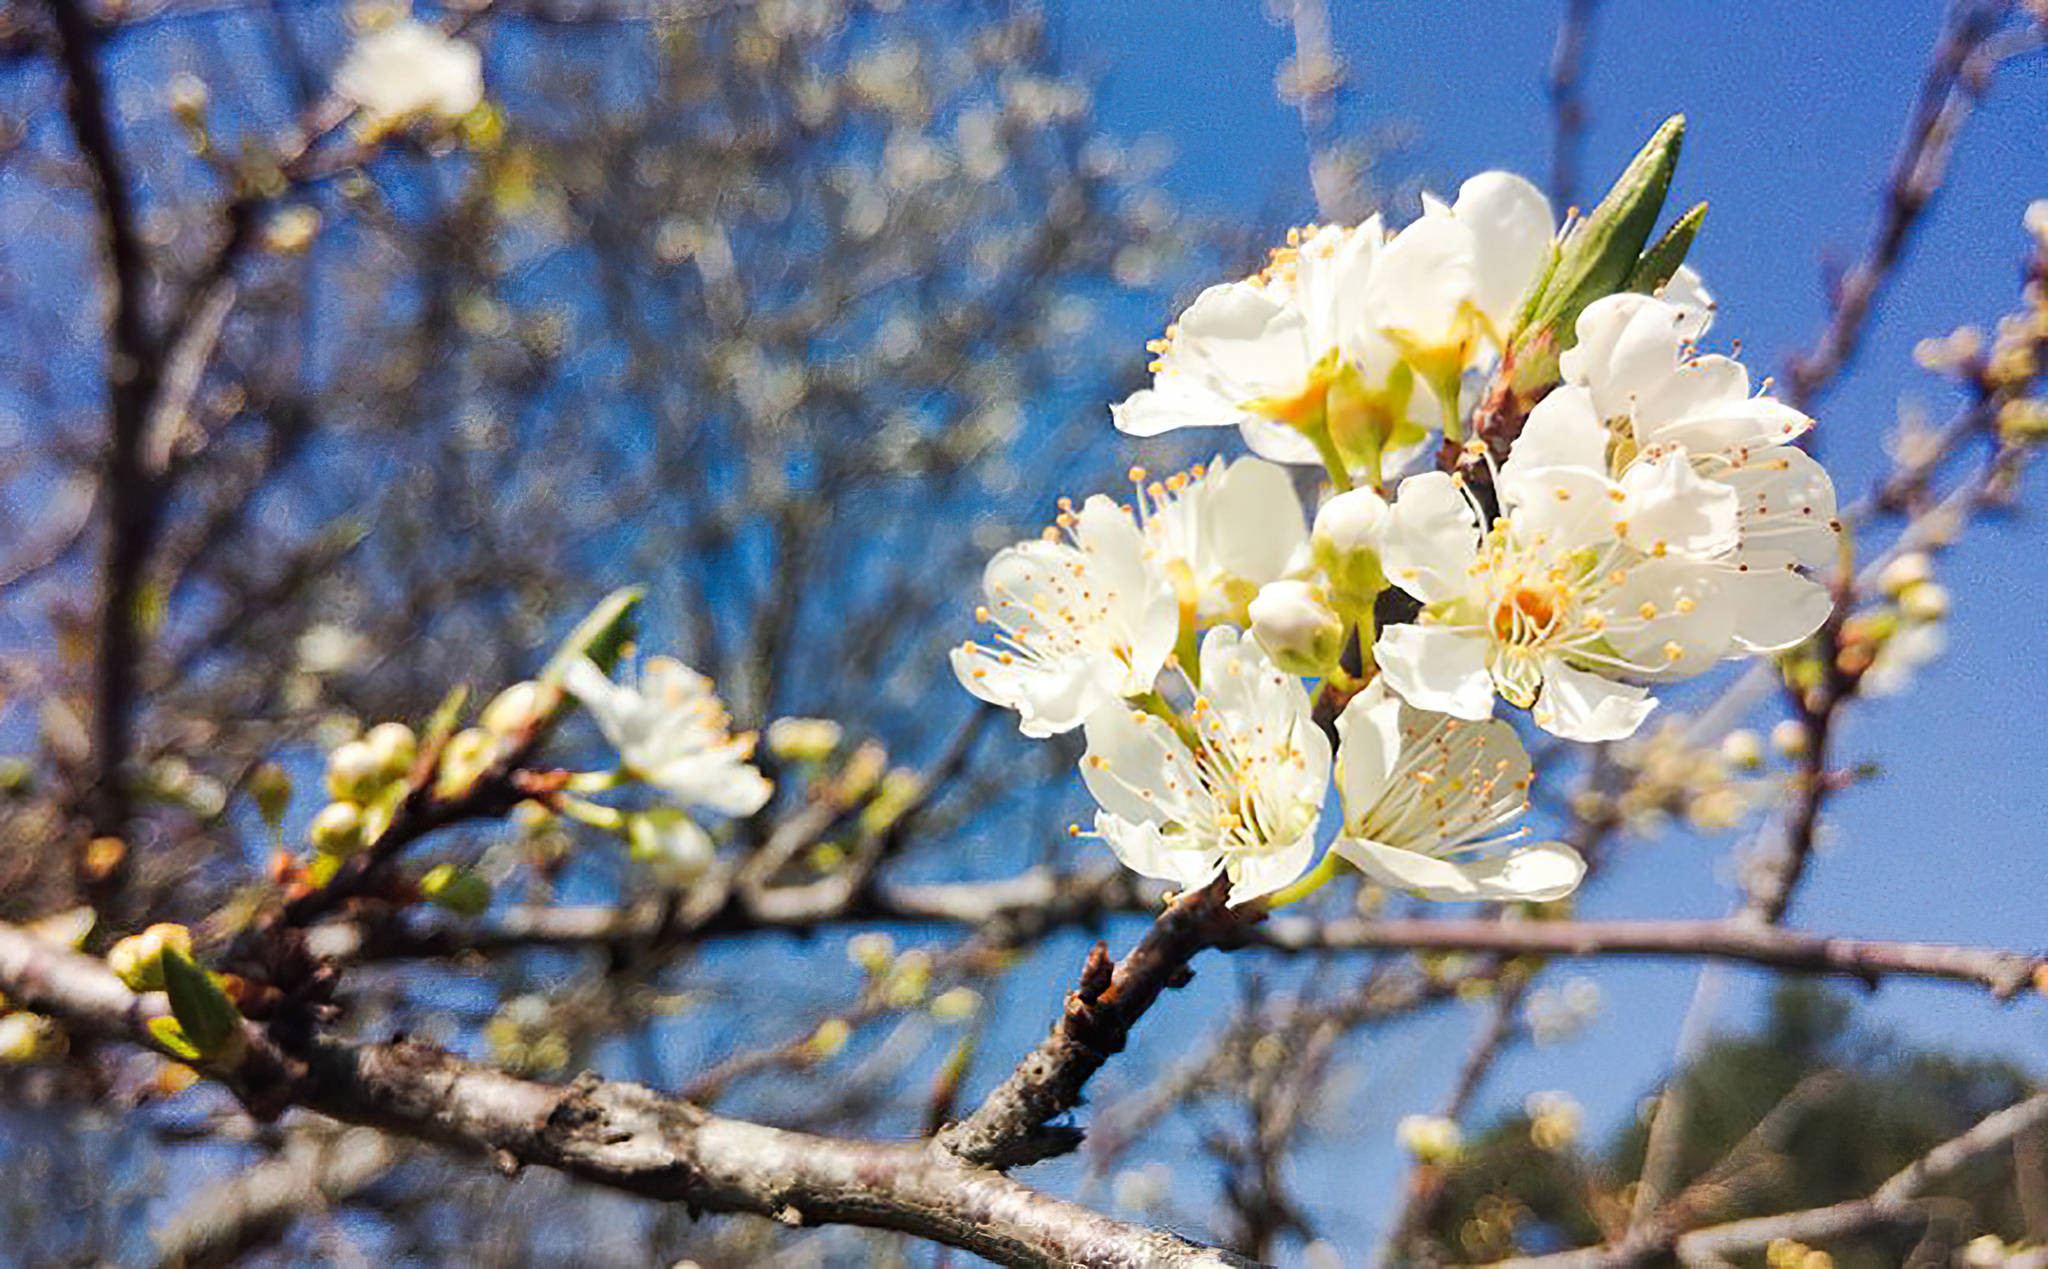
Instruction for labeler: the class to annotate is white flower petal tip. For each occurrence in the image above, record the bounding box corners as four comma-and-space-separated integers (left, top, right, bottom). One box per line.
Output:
335, 20, 484, 131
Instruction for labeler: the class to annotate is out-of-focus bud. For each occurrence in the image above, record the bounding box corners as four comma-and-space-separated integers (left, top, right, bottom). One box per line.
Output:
1312, 487, 1390, 606
417, 863, 491, 917
626, 810, 713, 884
261, 206, 321, 255
249, 762, 292, 829
883, 949, 932, 1007
929, 986, 981, 1022
808, 1017, 851, 1059
362, 721, 419, 780
0, 1013, 65, 1064
1899, 581, 1949, 623
108, 923, 195, 993
859, 768, 924, 836
848, 931, 895, 975
309, 801, 366, 856
1876, 552, 1933, 597
835, 740, 889, 802
326, 739, 383, 802
1249, 579, 1345, 676
1719, 728, 1764, 770
480, 681, 548, 738
434, 728, 497, 801
1770, 718, 1810, 759
766, 716, 844, 763
1397, 1113, 1463, 1163
167, 72, 208, 118
2025, 199, 2048, 246
1525, 1090, 1583, 1151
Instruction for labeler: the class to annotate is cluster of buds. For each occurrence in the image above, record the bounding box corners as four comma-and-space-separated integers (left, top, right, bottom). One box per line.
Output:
309, 720, 420, 865
1603, 716, 1771, 835
953, 117, 1841, 909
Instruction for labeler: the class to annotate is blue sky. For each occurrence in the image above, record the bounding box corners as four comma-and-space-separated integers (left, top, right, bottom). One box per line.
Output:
1048, 0, 2048, 1238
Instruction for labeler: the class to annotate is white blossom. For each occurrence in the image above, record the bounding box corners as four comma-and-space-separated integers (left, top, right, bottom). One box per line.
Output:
334, 20, 483, 134
1558, 292, 1839, 650
1132, 456, 1310, 624
565, 655, 772, 815
1078, 628, 1330, 906
1331, 680, 1583, 901
1374, 469, 1736, 741
952, 495, 1178, 737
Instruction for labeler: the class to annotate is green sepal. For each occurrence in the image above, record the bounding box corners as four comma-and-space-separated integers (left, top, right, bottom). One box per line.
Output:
146, 1015, 202, 1061
159, 946, 240, 1059
1509, 115, 1686, 396
1625, 200, 1707, 294
541, 587, 644, 688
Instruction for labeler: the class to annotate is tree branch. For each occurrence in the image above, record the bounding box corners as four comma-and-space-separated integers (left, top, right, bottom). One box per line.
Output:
0, 919, 1263, 1269
1251, 915, 2046, 998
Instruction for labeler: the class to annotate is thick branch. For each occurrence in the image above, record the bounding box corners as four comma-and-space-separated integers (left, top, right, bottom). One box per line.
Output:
0, 920, 1260, 1269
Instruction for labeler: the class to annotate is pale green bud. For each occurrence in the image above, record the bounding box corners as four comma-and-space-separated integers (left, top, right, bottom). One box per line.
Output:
434, 728, 497, 801
0, 1013, 65, 1064
309, 801, 366, 856
1876, 552, 1934, 597
480, 681, 547, 738
766, 716, 844, 763
325, 739, 383, 802
1312, 488, 1390, 607
1719, 729, 1764, 770
107, 923, 195, 993
361, 721, 418, 780
1899, 581, 1949, 623
1248, 580, 1345, 676
1397, 1113, 1463, 1163
1770, 718, 1810, 758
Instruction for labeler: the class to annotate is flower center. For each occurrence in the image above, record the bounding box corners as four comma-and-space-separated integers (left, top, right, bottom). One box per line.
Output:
1490, 583, 1564, 646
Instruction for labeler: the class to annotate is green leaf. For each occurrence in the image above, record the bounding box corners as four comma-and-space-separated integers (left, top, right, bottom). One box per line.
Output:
1510, 115, 1686, 396
146, 1016, 201, 1061
1626, 200, 1707, 295
541, 587, 644, 687
159, 945, 240, 1059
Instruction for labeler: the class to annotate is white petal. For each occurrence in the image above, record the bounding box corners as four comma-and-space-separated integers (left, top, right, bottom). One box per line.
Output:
1532, 660, 1655, 740
1334, 679, 1404, 827
1080, 703, 1203, 826
1205, 457, 1310, 585
1616, 452, 1740, 558
1656, 265, 1715, 340
1112, 383, 1241, 438
1094, 813, 1222, 892
1506, 384, 1610, 476
1453, 171, 1555, 331
1336, 836, 1582, 902
1376, 623, 1497, 720
1368, 215, 1477, 347
1226, 828, 1322, 906
1723, 555, 1835, 652
1381, 472, 1481, 604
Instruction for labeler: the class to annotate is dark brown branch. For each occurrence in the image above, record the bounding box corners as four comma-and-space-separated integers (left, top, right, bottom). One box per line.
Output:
45, 0, 165, 911
1251, 915, 2046, 998
936, 875, 1252, 1169
0, 920, 1262, 1269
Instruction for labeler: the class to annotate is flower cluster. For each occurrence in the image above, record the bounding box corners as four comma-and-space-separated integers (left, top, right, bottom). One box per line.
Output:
953, 122, 1841, 909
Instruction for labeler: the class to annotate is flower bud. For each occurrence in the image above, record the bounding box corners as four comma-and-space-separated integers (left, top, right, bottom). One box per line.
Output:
847, 932, 895, 974
1899, 581, 1949, 623
766, 716, 844, 763
418, 863, 492, 917
325, 739, 383, 802
309, 801, 366, 856
0, 1013, 65, 1064
626, 810, 713, 884
929, 986, 981, 1021
1876, 552, 1933, 597
1718, 728, 1764, 770
1397, 1113, 1463, 1163
107, 923, 195, 993
362, 721, 418, 780
434, 728, 497, 801
1249, 580, 1345, 675
808, 1017, 851, 1059
1312, 488, 1391, 606
480, 681, 547, 738
1770, 718, 1810, 758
